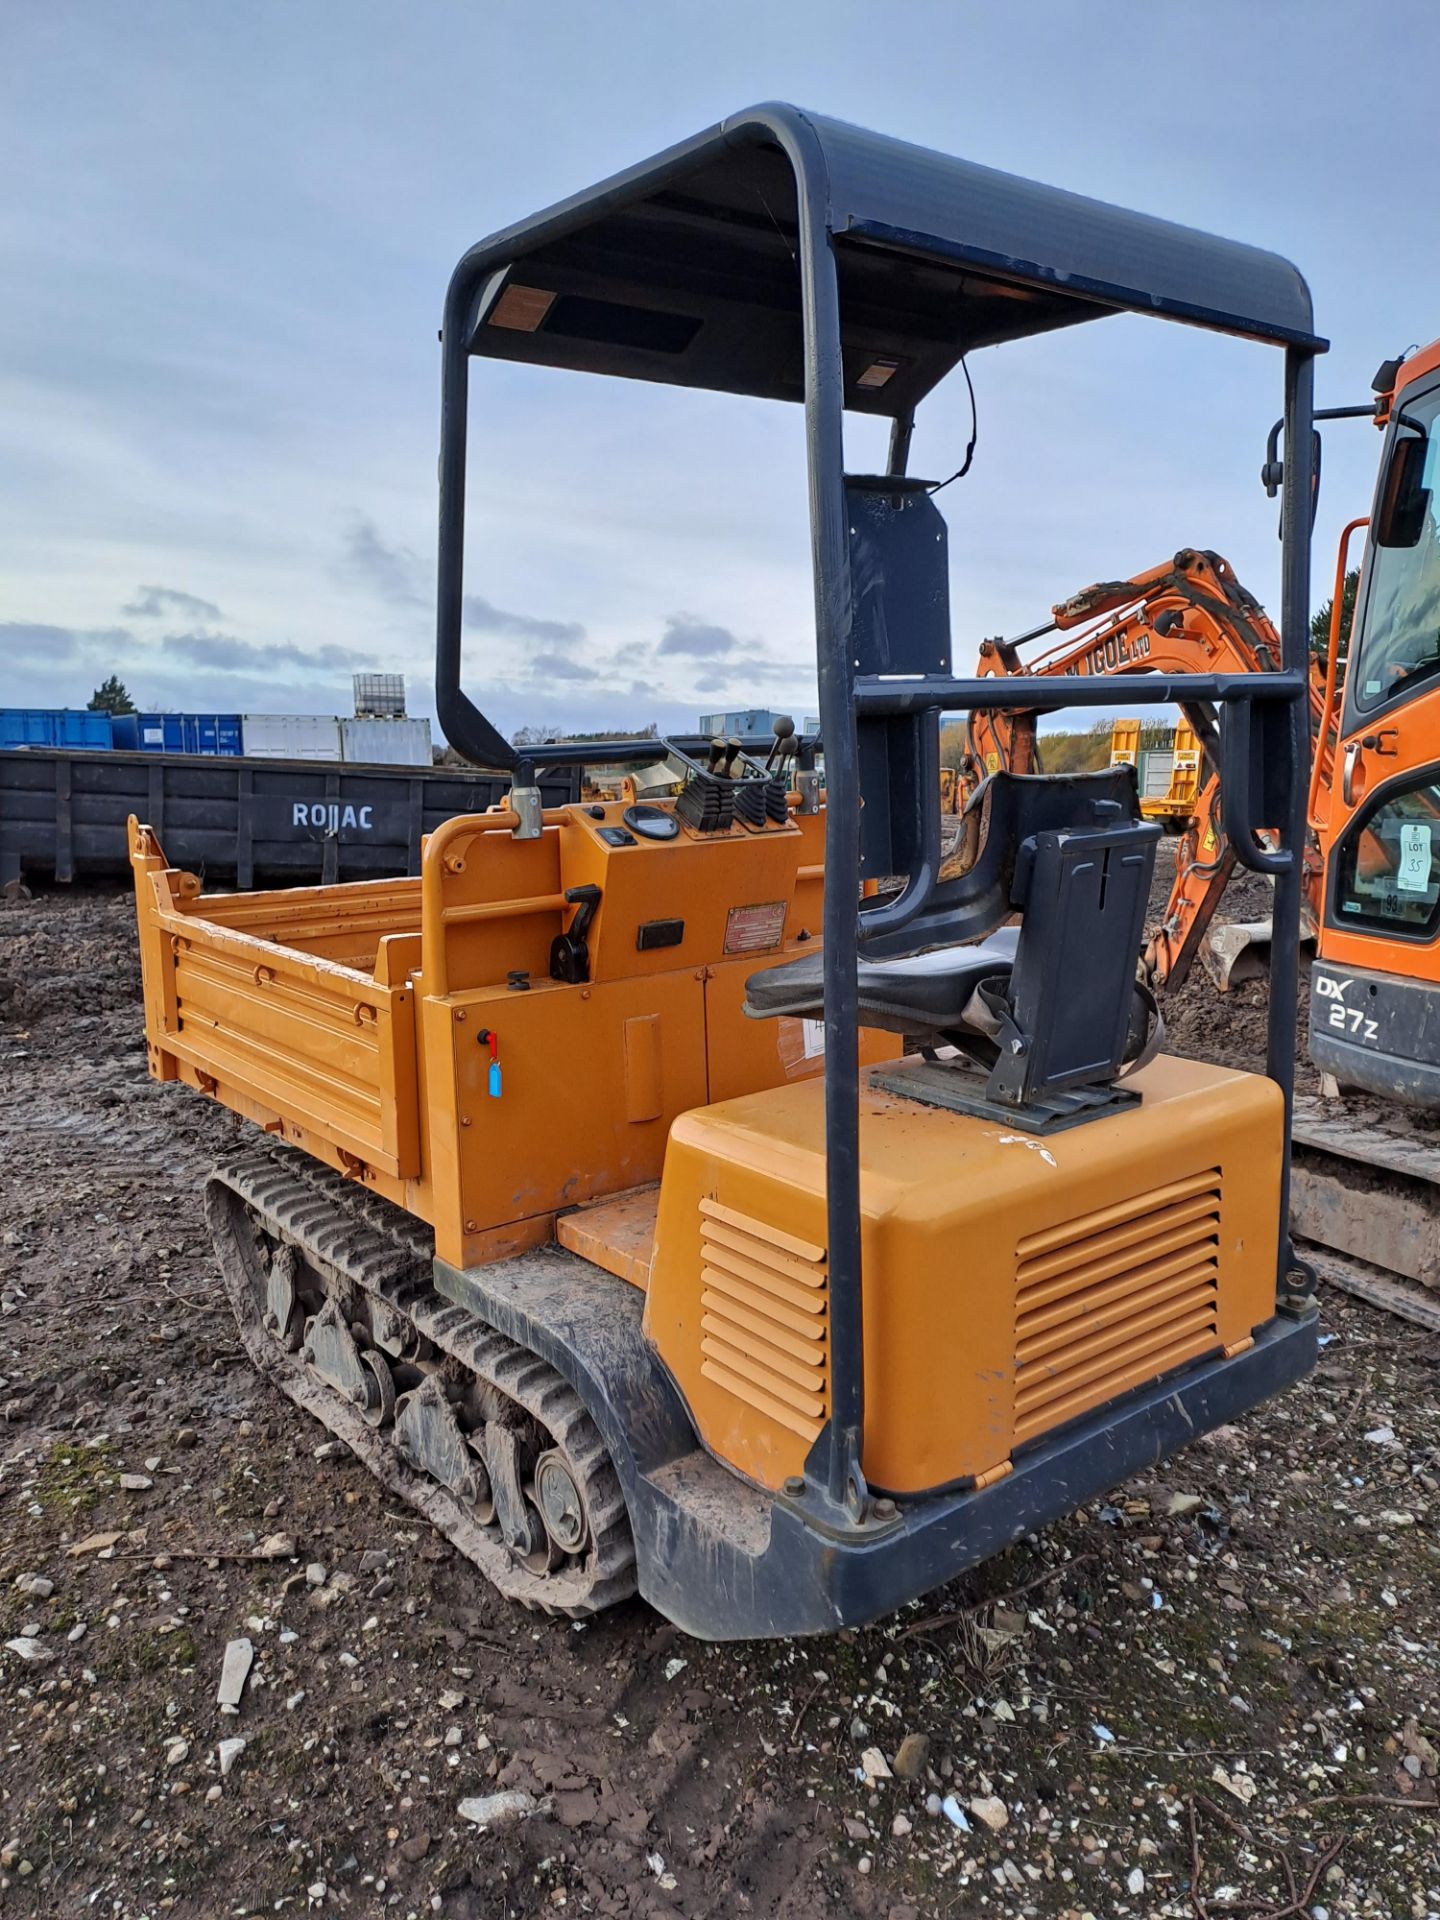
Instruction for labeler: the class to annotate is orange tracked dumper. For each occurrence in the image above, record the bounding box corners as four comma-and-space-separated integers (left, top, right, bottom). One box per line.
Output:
129, 107, 1321, 1636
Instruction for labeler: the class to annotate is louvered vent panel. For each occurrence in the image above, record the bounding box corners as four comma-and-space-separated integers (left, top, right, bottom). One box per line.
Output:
1014, 1170, 1222, 1444
698, 1198, 828, 1442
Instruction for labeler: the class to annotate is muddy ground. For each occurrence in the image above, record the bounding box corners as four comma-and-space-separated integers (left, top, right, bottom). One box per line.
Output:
0, 882, 1437, 1920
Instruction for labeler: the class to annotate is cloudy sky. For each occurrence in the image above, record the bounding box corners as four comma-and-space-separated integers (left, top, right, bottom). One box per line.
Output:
4, 1, 1439, 744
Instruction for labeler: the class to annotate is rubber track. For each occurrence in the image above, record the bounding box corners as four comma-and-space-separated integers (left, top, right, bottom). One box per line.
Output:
206, 1143, 637, 1617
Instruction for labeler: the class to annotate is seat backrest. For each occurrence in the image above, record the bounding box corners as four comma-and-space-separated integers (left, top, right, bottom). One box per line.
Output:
988, 816, 1159, 1106
858, 767, 1148, 960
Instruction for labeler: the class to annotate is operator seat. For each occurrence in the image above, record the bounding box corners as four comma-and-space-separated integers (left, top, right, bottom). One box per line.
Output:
744, 777, 1163, 1129
744, 926, 1020, 1048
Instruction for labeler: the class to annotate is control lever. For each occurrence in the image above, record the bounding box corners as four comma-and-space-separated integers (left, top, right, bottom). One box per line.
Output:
507, 757, 544, 840
766, 715, 796, 770
549, 884, 602, 984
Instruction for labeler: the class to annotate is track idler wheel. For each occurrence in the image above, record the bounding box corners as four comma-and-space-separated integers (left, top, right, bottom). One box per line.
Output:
463, 1433, 497, 1525
534, 1448, 589, 1556
519, 1491, 565, 1576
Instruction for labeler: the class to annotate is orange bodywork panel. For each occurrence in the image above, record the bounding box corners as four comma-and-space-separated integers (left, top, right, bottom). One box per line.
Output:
1315, 675, 1440, 990
426, 966, 710, 1259
1311, 340, 1440, 991
556, 1186, 661, 1289
129, 829, 424, 1181
643, 1053, 1282, 1497
128, 802, 898, 1269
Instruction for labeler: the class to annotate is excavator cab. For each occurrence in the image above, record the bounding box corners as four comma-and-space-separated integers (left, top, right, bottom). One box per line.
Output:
1310, 340, 1440, 1108
134, 106, 1323, 1638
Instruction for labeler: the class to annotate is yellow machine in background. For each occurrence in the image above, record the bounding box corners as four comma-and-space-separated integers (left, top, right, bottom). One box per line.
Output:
1108, 717, 1141, 771
128, 107, 1320, 1638
1109, 717, 1204, 827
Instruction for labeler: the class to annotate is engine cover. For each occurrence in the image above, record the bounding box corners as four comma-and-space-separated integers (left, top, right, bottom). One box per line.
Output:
644, 1053, 1282, 1496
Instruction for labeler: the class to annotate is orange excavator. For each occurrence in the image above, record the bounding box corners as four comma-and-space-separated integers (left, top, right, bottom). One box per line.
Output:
1295, 340, 1440, 1320
960, 546, 1331, 988
1306, 343, 1440, 1083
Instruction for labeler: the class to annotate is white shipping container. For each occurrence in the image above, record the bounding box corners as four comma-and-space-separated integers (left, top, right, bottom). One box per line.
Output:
340, 717, 433, 766
241, 714, 342, 761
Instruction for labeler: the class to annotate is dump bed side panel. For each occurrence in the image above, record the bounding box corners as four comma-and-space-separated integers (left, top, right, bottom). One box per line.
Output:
129, 820, 421, 1180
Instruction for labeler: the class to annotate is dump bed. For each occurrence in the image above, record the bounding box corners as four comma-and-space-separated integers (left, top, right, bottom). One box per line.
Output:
130, 820, 422, 1181
129, 804, 845, 1267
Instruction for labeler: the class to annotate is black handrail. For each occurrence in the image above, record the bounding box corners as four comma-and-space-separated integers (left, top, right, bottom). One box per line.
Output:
1270, 347, 1316, 1258
854, 671, 1305, 714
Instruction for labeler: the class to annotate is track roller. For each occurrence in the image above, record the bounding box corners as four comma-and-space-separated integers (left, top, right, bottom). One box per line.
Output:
205, 1145, 637, 1617
359, 1350, 396, 1428
535, 1448, 589, 1556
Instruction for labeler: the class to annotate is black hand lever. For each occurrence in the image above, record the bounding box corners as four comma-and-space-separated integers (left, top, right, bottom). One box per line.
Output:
550, 884, 602, 984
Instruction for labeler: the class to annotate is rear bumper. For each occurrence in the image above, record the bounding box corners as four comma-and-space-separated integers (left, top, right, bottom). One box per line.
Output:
1309, 960, 1440, 1104
632, 1309, 1316, 1638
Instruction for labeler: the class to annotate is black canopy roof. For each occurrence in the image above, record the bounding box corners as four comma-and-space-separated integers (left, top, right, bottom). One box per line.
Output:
457, 104, 1320, 418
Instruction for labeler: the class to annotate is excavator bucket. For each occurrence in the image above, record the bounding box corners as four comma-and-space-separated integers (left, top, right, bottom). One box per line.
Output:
1204, 917, 1274, 991
1203, 884, 1317, 992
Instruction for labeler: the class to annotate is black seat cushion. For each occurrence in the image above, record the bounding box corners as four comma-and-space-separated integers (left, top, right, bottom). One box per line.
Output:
744, 927, 1019, 1036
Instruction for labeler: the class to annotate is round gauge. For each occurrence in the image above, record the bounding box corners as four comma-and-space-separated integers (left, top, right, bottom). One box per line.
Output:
622, 803, 680, 842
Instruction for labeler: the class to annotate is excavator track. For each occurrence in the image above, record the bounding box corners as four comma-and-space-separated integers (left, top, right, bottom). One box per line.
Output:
1289, 1097, 1440, 1331
205, 1144, 637, 1617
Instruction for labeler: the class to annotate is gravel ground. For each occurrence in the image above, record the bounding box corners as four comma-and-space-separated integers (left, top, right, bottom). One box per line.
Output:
0, 883, 1437, 1920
